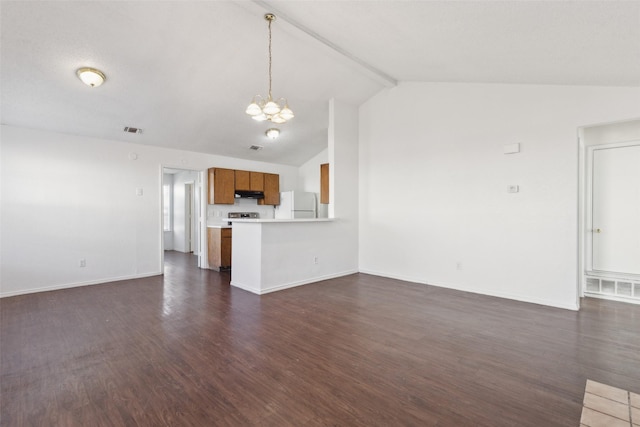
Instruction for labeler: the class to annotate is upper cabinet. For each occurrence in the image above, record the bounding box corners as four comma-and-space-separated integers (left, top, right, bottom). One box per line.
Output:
209, 168, 279, 205
320, 163, 329, 204
235, 170, 250, 191
208, 168, 235, 205
259, 173, 280, 205
235, 170, 265, 191
250, 172, 265, 191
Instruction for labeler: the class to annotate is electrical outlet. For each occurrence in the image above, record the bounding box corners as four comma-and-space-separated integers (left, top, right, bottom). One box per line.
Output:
507, 185, 519, 193
314, 257, 319, 265
79, 259, 86, 267
456, 262, 462, 270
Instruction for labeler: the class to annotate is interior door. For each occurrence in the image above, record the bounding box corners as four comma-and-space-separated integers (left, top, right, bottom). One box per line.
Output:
591, 143, 640, 275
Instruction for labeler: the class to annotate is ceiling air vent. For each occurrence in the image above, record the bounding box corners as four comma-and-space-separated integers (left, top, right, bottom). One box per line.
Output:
124, 126, 143, 134
249, 145, 263, 151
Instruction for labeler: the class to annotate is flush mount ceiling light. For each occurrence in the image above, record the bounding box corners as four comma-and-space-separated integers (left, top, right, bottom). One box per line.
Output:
245, 14, 294, 124
76, 67, 106, 87
265, 128, 280, 139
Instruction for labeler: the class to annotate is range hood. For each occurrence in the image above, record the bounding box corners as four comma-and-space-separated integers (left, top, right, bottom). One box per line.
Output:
234, 190, 265, 199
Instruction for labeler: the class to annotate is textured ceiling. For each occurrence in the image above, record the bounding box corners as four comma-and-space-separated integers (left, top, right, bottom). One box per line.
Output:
2, 1, 639, 166
269, 0, 640, 86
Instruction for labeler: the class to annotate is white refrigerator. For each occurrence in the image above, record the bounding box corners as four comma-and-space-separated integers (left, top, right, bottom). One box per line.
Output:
275, 191, 317, 219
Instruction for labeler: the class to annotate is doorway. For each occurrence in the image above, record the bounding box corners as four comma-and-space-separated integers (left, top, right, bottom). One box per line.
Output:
162, 167, 206, 269
580, 120, 640, 303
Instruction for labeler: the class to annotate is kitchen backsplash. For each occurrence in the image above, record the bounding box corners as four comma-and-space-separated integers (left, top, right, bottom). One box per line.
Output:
207, 198, 275, 224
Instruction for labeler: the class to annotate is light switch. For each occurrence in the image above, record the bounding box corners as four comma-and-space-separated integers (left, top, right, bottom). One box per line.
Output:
136, 188, 143, 196
507, 185, 519, 193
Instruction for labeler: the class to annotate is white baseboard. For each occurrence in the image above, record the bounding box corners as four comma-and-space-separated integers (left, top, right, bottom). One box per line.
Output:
358, 268, 579, 311
584, 292, 640, 305
0, 271, 163, 298
231, 269, 358, 295
228, 280, 260, 295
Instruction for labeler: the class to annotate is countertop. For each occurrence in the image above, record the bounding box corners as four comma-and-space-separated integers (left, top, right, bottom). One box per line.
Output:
206, 224, 232, 228
227, 218, 334, 223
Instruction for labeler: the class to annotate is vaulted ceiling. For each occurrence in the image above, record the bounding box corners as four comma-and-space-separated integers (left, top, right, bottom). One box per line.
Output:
2, 1, 639, 166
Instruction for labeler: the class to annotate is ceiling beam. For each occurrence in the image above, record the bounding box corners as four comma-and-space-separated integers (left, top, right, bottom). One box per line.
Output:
250, 0, 397, 88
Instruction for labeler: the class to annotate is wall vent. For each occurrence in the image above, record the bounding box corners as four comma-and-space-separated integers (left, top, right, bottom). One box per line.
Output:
124, 126, 143, 134
249, 145, 263, 151
585, 275, 640, 302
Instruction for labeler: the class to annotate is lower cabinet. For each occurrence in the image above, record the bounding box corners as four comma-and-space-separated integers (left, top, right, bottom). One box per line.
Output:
207, 228, 232, 270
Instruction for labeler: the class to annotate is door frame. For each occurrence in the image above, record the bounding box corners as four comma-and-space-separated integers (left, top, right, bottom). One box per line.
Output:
579, 118, 640, 304
160, 166, 207, 270
585, 141, 640, 279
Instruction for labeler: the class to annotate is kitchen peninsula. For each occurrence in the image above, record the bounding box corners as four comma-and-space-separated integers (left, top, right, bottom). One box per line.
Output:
229, 218, 350, 295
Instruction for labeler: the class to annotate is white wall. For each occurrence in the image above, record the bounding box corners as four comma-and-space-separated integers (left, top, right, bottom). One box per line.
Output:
582, 118, 640, 146
359, 82, 640, 310
298, 148, 328, 193
298, 148, 329, 218
0, 125, 299, 297
328, 99, 359, 269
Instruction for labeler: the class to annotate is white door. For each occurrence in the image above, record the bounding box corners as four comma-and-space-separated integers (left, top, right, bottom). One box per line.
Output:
591, 143, 640, 275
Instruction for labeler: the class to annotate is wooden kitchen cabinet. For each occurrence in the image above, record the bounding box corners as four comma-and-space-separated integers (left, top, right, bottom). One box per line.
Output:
209, 167, 276, 205
235, 170, 250, 191
208, 167, 235, 204
259, 173, 280, 205
250, 172, 264, 191
320, 163, 329, 204
235, 170, 264, 191
207, 228, 232, 270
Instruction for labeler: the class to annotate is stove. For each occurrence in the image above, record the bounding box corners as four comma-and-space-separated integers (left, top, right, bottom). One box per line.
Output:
227, 212, 259, 225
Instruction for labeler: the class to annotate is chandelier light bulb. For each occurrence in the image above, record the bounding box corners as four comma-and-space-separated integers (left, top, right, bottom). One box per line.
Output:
245, 101, 262, 116
263, 101, 281, 115
271, 114, 286, 124
279, 106, 294, 121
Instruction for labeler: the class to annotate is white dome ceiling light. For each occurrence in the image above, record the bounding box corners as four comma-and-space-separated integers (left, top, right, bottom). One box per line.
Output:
265, 128, 280, 139
76, 67, 106, 87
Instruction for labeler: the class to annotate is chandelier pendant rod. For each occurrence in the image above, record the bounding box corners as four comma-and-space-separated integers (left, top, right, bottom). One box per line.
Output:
267, 15, 273, 101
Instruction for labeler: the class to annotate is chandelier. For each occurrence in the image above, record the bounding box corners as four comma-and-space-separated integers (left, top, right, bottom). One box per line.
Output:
245, 13, 294, 124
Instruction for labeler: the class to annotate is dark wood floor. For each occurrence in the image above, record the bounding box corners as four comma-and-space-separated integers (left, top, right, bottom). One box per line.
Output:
2, 251, 639, 426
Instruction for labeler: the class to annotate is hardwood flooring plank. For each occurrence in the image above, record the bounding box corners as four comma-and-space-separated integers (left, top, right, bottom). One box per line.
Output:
2, 251, 639, 426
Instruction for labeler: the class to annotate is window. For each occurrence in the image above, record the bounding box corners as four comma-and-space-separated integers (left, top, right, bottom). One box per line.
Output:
163, 184, 172, 231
